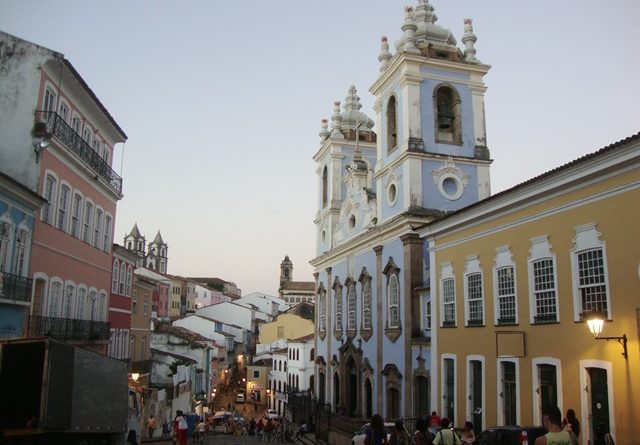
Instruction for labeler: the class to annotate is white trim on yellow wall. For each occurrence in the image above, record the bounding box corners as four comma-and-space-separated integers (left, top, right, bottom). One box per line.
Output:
466, 355, 486, 432
579, 360, 615, 445
531, 357, 564, 425
496, 357, 521, 426
441, 353, 457, 421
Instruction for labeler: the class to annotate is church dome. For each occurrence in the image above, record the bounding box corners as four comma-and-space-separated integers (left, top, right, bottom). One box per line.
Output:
395, 0, 457, 51
340, 85, 374, 133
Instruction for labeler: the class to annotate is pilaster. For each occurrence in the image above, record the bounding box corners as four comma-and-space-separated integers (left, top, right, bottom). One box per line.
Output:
374, 245, 384, 414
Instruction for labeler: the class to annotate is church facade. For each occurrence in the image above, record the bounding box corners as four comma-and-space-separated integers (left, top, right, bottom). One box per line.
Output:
124, 223, 169, 274
312, 0, 491, 420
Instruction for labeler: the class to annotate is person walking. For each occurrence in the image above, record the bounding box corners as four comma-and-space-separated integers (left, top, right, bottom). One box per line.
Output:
433, 418, 461, 445
461, 422, 475, 445
364, 414, 389, 445
173, 410, 188, 445
147, 414, 157, 438
562, 409, 581, 439
389, 420, 410, 445
534, 406, 578, 445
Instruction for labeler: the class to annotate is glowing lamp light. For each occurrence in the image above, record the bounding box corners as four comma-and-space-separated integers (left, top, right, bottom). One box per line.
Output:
587, 317, 604, 337
130, 373, 140, 382
582, 310, 628, 359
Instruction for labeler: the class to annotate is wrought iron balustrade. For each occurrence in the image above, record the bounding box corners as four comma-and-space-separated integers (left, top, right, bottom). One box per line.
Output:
0, 272, 32, 302
28, 315, 110, 341
34, 111, 123, 194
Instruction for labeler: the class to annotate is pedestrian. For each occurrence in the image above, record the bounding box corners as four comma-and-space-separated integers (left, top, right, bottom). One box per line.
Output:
433, 418, 461, 445
389, 420, 410, 445
534, 406, 578, 445
461, 421, 475, 444
414, 417, 434, 445
562, 409, 581, 439
294, 421, 307, 440
147, 414, 157, 438
249, 417, 257, 436
174, 410, 188, 445
430, 411, 442, 427
364, 414, 388, 445
162, 419, 170, 438
257, 419, 264, 440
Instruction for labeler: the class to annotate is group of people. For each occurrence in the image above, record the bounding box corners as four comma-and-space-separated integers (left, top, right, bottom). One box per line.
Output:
365, 406, 610, 445
247, 417, 286, 441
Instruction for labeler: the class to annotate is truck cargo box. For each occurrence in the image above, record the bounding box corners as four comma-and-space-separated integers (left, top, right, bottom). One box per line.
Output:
0, 338, 128, 436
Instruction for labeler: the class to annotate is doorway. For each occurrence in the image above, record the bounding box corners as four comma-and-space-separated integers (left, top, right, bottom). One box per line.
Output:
587, 367, 611, 441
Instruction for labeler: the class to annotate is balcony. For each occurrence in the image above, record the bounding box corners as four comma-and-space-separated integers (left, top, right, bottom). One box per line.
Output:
0, 272, 32, 303
34, 111, 123, 194
28, 315, 110, 341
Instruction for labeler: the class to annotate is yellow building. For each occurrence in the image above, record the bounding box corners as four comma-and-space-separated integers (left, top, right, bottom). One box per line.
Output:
246, 362, 269, 406
258, 302, 315, 344
131, 273, 155, 373
168, 276, 183, 318
420, 133, 640, 444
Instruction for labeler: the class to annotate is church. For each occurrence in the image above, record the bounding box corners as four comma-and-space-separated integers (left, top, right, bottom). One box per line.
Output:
124, 223, 169, 274
312, 0, 490, 420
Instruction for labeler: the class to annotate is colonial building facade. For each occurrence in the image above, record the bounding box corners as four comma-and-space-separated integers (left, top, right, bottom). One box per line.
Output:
0, 31, 127, 353
313, 1, 491, 420
421, 133, 640, 443
124, 223, 168, 273
279, 255, 315, 305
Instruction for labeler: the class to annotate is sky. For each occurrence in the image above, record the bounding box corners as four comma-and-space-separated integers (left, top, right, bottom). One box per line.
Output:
1, 1, 638, 296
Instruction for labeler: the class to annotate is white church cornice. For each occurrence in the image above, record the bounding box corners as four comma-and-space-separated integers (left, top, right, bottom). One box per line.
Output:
374, 150, 491, 180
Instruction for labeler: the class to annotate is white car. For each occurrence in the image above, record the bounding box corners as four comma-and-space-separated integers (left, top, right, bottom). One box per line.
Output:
264, 409, 279, 420
235, 393, 245, 403
351, 422, 394, 445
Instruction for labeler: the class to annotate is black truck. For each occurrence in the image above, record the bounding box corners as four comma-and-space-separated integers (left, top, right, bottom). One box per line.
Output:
0, 337, 131, 445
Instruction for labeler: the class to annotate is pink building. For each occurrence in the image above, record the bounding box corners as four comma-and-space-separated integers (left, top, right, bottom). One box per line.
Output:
0, 32, 128, 353
108, 244, 137, 360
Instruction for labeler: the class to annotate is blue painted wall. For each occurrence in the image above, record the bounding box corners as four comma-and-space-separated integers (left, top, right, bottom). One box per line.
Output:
421, 159, 478, 211
419, 75, 476, 158
0, 303, 26, 339
380, 165, 405, 223
380, 87, 404, 167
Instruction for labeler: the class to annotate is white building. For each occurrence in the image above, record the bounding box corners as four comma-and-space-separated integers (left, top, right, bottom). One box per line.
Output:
196, 301, 255, 332
237, 291, 288, 319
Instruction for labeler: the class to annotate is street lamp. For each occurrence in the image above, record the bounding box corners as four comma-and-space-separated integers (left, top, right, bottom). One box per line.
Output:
130, 373, 140, 382
583, 311, 628, 359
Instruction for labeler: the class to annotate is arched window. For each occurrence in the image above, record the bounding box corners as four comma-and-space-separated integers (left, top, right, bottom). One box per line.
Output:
0, 219, 12, 272
63, 284, 75, 318
112, 260, 120, 293
362, 279, 372, 330
13, 226, 29, 277
48, 280, 63, 317
103, 214, 112, 252
82, 200, 93, 243
386, 96, 397, 152
76, 287, 87, 319
126, 266, 133, 297
70, 192, 83, 238
434, 85, 462, 144
119, 263, 126, 295
347, 283, 356, 332
388, 274, 400, 328
89, 290, 98, 320
318, 289, 326, 332
322, 166, 328, 208
56, 184, 70, 231
334, 282, 343, 332
93, 207, 103, 248
99, 291, 107, 321
42, 174, 57, 224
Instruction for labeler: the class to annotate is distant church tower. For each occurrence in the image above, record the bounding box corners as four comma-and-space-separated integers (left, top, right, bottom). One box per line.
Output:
124, 223, 146, 268
280, 255, 293, 289
147, 231, 168, 274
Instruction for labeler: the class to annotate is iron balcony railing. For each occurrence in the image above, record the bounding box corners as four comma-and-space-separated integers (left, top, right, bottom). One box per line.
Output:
0, 271, 32, 302
34, 111, 123, 194
28, 315, 110, 341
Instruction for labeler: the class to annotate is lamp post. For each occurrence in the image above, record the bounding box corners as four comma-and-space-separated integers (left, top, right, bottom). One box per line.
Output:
583, 311, 628, 359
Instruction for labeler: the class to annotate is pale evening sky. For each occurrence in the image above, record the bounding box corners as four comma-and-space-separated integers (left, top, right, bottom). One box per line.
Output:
1, 1, 638, 296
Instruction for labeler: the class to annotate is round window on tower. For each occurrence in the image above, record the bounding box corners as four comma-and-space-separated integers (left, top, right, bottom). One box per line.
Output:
437, 174, 463, 201
388, 183, 398, 206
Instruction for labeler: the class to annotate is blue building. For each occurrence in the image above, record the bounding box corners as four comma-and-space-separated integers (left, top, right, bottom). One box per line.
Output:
312, 0, 492, 421
0, 171, 45, 339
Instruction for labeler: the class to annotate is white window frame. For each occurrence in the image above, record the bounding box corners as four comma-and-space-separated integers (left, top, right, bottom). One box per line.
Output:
82, 199, 94, 243
497, 357, 521, 426
62, 281, 76, 319
58, 101, 69, 122
440, 262, 456, 327
56, 182, 71, 232
531, 357, 563, 426
43, 87, 57, 113
570, 223, 611, 320
493, 246, 517, 325
112, 259, 120, 293
464, 255, 484, 326
42, 171, 58, 224
319, 289, 326, 332
334, 283, 343, 332
70, 191, 83, 238
466, 355, 486, 433
99, 291, 107, 321
346, 282, 356, 331
441, 354, 457, 420
528, 236, 559, 324
103, 213, 112, 252
362, 279, 372, 330
88, 288, 98, 321
119, 263, 126, 295
126, 265, 133, 297
76, 285, 88, 319
13, 221, 30, 277
387, 273, 400, 328
93, 206, 104, 248
47, 278, 63, 317
0, 215, 14, 273
579, 360, 615, 445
